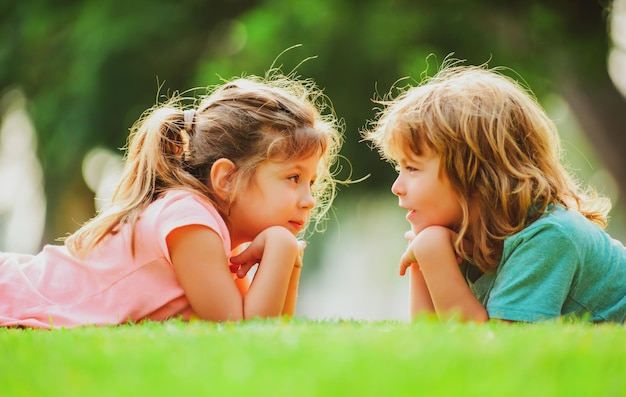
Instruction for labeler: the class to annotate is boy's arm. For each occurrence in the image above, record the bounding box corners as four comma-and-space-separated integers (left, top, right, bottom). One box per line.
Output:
407, 264, 436, 318
403, 226, 488, 322
400, 231, 436, 318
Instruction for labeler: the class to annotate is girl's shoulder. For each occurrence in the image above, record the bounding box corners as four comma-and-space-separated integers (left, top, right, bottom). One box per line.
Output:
152, 189, 216, 212
158, 188, 208, 202
140, 188, 230, 247
140, 188, 222, 228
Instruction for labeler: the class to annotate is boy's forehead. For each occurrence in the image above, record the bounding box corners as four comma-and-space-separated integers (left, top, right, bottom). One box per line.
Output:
394, 145, 436, 163
390, 127, 433, 155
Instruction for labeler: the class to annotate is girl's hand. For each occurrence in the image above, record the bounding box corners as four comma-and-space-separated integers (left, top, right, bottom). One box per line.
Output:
294, 240, 307, 269
229, 226, 300, 279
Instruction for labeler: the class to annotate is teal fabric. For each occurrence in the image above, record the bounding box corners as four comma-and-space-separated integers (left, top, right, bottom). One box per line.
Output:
470, 206, 626, 322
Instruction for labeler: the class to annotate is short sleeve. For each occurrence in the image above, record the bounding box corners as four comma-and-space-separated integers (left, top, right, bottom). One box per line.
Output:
486, 223, 579, 322
153, 191, 231, 263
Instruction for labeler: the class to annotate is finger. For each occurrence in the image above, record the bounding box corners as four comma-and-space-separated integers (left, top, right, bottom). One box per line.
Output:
292, 240, 306, 269
236, 262, 257, 279
399, 262, 409, 276
230, 248, 259, 266
297, 240, 307, 254
298, 240, 306, 251
404, 230, 415, 241
399, 261, 417, 276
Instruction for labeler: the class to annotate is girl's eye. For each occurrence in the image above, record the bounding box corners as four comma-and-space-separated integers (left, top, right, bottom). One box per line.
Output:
288, 175, 300, 183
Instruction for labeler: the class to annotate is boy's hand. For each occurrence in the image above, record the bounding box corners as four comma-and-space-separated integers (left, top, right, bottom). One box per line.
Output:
399, 230, 418, 276
399, 226, 462, 276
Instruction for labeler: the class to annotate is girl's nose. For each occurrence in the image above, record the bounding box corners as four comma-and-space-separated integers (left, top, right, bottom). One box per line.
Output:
300, 188, 316, 209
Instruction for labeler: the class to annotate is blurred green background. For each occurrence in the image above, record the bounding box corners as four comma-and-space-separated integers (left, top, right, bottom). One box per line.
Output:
1, 0, 625, 319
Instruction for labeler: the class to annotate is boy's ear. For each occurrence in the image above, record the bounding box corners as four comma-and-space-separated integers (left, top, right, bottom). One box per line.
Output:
210, 158, 237, 201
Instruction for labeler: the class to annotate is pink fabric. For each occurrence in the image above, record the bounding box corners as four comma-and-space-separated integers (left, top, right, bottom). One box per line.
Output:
0, 190, 230, 329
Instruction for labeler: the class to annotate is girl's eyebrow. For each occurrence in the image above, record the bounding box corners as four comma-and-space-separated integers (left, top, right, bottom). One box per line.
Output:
282, 163, 314, 175
282, 164, 305, 172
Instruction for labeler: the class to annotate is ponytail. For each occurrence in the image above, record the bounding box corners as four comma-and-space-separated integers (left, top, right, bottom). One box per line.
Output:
65, 100, 211, 257
65, 72, 344, 257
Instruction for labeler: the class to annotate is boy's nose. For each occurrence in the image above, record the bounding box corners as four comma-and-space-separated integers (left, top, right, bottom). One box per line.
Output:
391, 176, 404, 196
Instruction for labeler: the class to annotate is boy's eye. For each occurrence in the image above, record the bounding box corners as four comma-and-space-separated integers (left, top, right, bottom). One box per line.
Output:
396, 164, 417, 173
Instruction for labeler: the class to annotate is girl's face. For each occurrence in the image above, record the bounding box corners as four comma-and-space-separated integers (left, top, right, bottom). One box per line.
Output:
391, 148, 463, 235
226, 154, 320, 247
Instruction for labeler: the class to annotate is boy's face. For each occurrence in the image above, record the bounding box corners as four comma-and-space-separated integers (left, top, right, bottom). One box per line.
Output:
391, 148, 463, 235
226, 155, 319, 247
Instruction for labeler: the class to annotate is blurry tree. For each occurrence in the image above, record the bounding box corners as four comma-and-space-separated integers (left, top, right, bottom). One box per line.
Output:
193, 0, 626, 238
207, 0, 625, 193
0, 0, 260, 242
0, 0, 623, 245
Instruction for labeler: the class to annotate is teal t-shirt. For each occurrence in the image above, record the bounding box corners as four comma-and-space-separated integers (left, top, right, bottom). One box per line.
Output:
470, 205, 626, 322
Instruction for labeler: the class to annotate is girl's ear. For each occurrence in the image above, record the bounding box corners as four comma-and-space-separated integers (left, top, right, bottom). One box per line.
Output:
211, 158, 237, 201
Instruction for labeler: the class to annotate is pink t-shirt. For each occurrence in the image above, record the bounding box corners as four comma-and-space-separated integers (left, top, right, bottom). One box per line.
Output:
0, 189, 230, 329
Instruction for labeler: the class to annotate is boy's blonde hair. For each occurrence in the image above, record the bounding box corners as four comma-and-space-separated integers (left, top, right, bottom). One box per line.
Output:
365, 64, 610, 272
66, 72, 342, 257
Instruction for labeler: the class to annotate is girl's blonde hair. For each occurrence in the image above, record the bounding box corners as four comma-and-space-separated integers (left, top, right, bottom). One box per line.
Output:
66, 72, 342, 257
365, 64, 610, 273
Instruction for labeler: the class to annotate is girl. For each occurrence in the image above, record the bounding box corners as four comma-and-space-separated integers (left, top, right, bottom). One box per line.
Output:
364, 64, 626, 323
0, 72, 342, 328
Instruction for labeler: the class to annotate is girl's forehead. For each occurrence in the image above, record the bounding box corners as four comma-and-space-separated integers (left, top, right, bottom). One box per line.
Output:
262, 153, 322, 170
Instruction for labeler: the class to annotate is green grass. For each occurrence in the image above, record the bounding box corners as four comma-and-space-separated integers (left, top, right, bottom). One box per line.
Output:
2, 318, 625, 397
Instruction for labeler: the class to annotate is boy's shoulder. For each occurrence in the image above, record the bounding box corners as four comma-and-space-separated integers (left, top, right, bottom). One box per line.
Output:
521, 205, 598, 238
507, 205, 625, 258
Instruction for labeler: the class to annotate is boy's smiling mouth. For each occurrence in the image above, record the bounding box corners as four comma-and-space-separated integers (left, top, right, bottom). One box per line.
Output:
405, 209, 416, 219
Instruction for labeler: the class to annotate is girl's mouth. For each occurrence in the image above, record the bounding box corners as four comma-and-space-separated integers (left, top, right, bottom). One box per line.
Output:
289, 220, 304, 231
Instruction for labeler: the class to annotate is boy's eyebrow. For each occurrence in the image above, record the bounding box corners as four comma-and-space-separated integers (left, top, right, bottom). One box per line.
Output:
399, 153, 425, 164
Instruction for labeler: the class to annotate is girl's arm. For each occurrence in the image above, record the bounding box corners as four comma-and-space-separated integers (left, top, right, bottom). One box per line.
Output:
402, 226, 488, 322
167, 225, 298, 321
229, 226, 300, 318
234, 274, 250, 296
280, 240, 306, 316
